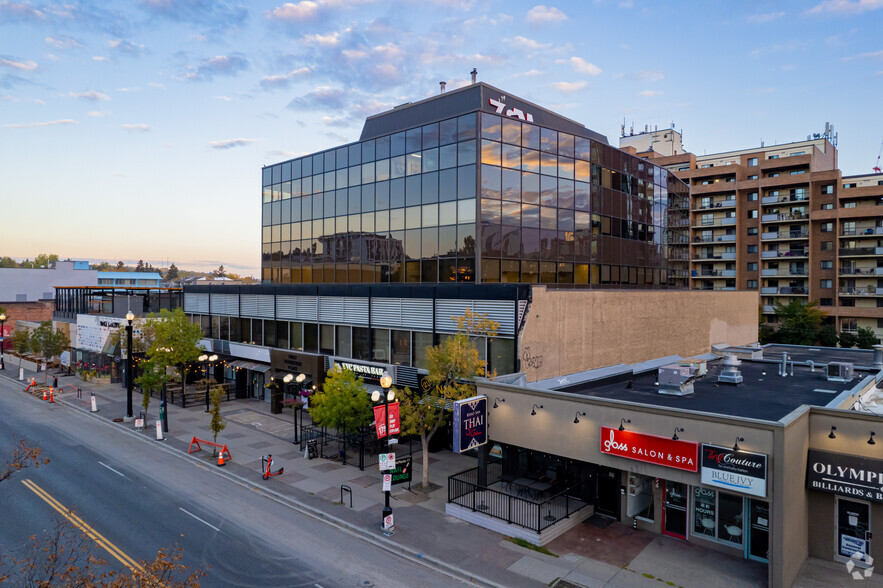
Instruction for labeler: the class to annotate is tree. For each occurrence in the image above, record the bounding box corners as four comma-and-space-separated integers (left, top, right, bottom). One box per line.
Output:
1, 440, 49, 485
165, 263, 179, 281
32, 253, 58, 268
116, 261, 126, 270
774, 300, 827, 346
839, 330, 858, 349
208, 386, 227, 455
856, 327, 880, 349
136, 259, 146, 272
215, 265, 225, 277
144, 308, 205, 400
818, 325, 839, 348
0, 256, 17, 268
27, 321, 69, 361
91, 261, 112, 271
12, 328, 30, 354
399, 309, 499, 489
308, 366, 372, 433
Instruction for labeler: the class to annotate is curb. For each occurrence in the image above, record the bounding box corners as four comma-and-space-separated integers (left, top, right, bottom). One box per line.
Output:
2, 371, 507, 588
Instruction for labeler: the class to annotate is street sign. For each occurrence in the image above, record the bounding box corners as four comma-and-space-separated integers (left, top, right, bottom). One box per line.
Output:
383, 513, 395, 531
383, 474, 392, 491
378, 452, 396, 471
388, 437, 398, 445
392, 457, 412, 485
135, 418, 144, 430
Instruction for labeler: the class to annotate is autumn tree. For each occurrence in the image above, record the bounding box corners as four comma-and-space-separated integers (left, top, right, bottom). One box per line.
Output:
144, 308, 205, 399
209, 386, 226, 454
1, 440, 49, 485
308, 366, 372, 433
399, 310, 498, 489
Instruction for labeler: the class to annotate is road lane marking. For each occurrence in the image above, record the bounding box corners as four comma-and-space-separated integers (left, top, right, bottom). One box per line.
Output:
98, 461, 126, 477
21, 479, 145, 574
179, 507, 220, 531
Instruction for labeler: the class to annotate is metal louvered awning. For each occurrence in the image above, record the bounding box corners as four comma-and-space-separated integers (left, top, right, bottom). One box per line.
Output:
228, 360, 271, 373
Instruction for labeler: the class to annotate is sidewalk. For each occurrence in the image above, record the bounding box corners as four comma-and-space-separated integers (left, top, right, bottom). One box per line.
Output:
4, 368, 866, 587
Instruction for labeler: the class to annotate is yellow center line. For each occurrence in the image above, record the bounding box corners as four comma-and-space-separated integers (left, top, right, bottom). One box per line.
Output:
21, 478, 146, 574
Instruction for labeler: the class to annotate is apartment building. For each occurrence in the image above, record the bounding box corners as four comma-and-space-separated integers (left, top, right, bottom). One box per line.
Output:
623, 128, 883, 339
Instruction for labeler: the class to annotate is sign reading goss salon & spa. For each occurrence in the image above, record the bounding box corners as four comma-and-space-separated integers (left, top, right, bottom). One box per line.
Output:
806, 449, 883, 503
701, 444, 767, 498
600, 426, 698, 472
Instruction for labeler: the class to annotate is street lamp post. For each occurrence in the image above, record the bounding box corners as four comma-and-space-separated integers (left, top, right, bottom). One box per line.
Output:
290, 373, 306, 444
0, 312, 6, 371
125, 310, 134, 419
199, 354, 218, 412
372, 370, 394, 531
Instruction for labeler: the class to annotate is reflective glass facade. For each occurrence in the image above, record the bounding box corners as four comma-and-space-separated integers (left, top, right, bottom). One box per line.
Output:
262, 84, 689, 287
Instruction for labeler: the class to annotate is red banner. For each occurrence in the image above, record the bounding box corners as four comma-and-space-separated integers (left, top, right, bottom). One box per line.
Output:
374, 405, 387, 439
599, 426, 698, 472
387, 402, 400, 435
373, 402, 401, 439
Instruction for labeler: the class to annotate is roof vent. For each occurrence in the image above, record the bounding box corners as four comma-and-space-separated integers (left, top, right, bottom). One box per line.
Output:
827, 362, 854, 383
873, 345, 883, 370
658, 364, 698, 396
718, 354, 743, 385
439, 81, 446, 93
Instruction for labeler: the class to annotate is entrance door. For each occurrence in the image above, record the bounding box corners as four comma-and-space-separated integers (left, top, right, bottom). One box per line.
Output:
662, 481, 688, 539
595, 467, 620, 519
748, 500, 769, 562
836, 498, 871, 564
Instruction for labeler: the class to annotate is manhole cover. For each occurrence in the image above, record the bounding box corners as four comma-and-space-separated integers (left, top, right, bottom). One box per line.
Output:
112, 418, 124, 423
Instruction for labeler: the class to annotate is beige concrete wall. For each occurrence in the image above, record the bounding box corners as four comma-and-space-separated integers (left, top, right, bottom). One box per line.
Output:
773, 410, 810, 588
520, 288, 758, 382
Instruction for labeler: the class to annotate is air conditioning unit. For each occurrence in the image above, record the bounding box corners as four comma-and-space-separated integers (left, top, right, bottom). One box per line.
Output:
827, 362, 854, 383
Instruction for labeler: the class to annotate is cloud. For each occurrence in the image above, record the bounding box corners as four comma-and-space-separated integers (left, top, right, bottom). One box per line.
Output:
209, 138, 256, 150
526, 5, 567, 23
558, 56, 602, 75
321, 115, 351, 127
92, 56, 110, 62
637, 90, 663, 97
507, 36, 552, 51
287, 85, 347, 111
69, 90, 110, 101
45, 36, 82, 49
0, 0, 47, 21
553, 81, 586, 93
5, 119, 77, 128
302, 31, 340, 47
109, 39, 145, 56
215, 95, 232, 101
147, 82, 166, 89
183, 53, 248, 81
808, 0, 883, 15
266, 1, 321, 23
752, 88, 776, 93
138, 0, 249, 34
122, 123, 151, 131
747, 11, 785, 23
116, 87, 141, 92
0, 58, 38, 71
260, 66, 310, 90
88, 110, 111, 117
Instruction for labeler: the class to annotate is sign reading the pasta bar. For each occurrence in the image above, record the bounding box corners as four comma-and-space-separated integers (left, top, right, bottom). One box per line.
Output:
701, 444, 767, 498
600, 426, 698, 472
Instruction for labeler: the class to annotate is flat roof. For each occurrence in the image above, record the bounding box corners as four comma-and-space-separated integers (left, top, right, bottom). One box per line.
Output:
763, 344, 875, 367
556, 355, 866, 422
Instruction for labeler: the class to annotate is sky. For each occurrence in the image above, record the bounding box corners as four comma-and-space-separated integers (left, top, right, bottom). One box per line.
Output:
2, 0, 882, 278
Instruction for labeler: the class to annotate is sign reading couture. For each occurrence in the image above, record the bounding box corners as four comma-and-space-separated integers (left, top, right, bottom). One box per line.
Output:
806, 449, 883, 503
600, 426, 698, 472
700, 444, 767, 498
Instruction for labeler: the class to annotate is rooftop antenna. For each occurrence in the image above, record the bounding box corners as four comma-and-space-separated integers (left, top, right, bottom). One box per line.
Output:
439, 81, 446, 93
470, 68, 477, 84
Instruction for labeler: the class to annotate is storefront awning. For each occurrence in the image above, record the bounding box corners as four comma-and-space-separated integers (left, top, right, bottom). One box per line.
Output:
228, 360, 271, 373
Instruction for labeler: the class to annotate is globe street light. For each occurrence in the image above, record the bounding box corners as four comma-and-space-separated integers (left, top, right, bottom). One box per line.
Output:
125, 310, 135, 420
372, 370, 395, 531
0, 312, 6, 371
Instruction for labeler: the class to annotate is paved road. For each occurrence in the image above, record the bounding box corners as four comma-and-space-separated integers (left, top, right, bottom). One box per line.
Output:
0, 376, 462, 587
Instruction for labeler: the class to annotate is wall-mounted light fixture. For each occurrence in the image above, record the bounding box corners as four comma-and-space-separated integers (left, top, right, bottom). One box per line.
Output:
672, 427, 685, 441
733, 437, 745, 452
869, 431, 877, 446
828, 426, 837, 439
530, 404, 543, 416
493, 397, 505, 409
619, 418, 631, 431
573, 411, 586, 424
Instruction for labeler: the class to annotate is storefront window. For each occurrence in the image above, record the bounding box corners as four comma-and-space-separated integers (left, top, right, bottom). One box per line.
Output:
319, 324, 334, 355
412, 331, 434, 368
718, 492, 744, 546
372, 328, 389, 363
303, 323, 318, 353
488, 338, 514, 376
276, 320, 288, 349
335, 325, 351, 357
391, 330, 410, 365
352, 327, 371, 361
693, 487, 716, 538
290, 322, 303, 351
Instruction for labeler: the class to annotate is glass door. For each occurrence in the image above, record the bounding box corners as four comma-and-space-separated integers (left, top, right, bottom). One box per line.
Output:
662, 481, 688, 539
837, 498, 871, 564
748, 500, 769, 562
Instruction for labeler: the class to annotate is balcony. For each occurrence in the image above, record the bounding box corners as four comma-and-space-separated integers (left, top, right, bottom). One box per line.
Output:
693, 217, 736, 229
693, 199, 737, 211
761, 269, 809, 277
839, 246, 883, 257
691, 269, 737, 278
762, 305, 776, 314
762, 194, 809, 205
692, 251, 737, 261
693, 286, 737, 291
693, 234, 737, 243
770, 286, 808, 295
839, 267, 883, 276
841, 226, 883, 237
761, 213, 809, 223
761, 249, 808, 259
761, 229, 809, 241
839, 287, 883, 297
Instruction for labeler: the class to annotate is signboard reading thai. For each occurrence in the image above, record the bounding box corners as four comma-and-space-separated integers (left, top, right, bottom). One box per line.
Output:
701, 444, 767, 498
806, 449, 883, 503
600, 426, 698, 472
452, 395, 487, 454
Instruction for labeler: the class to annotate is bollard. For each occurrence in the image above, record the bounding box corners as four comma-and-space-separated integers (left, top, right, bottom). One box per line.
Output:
19, 367, 24, 381
90, 391, 98, 412
155, 420, 164, 441
49, 387, 54, 403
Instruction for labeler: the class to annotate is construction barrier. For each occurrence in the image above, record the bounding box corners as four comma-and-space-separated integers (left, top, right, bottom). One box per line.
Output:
187, 437, 231, 466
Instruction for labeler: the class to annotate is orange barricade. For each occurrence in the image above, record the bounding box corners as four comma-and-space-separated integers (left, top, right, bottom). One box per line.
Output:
187, 436, 231, 461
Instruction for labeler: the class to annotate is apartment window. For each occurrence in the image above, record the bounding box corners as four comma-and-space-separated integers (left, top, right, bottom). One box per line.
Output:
701, 213, 715, 226
844, 183, 857, 189
747, 192, 758, 201
821, 185, 833, 195
748, 175, 758, 180
820, 279, 833, 289
820, 260, 833, 270
747, 210, 758, 219
747, 157, 758, 166
842, 202, 855, 208
747, 280, 758, 288
701, 164, 712, 168
821, 222, 833, 233
821, 204, 834, 210
747, 228, 758, 236
790, 170, 805, 175
821, 241, 833, 251
678, 166, 690, 171
747, 245, 758, 253
820, 298, 833, 306
769, 155, 779, 160
790, 151, 805, 157
769, 173, 779, 178
879, 319, 883, 328
747, 262, 758, 271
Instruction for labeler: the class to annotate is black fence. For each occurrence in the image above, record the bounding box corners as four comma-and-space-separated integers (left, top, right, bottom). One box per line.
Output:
448, 463, 590, 533
299, 424, 422, 471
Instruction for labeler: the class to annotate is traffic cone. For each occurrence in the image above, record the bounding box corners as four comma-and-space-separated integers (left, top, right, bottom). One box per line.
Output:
42, 389, 47, 400
218, 452, 226, 467
49, 388, 54, 403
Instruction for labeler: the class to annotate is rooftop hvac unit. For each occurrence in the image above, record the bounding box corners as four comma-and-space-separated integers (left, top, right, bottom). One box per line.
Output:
827, 362, 854, 383
718, 355, 743, 385
658, 364, 698, 396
